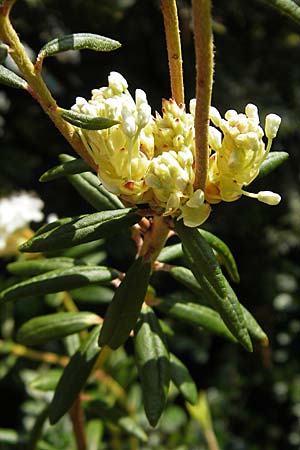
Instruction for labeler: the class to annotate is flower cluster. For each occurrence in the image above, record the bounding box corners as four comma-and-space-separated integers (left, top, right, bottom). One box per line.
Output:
0, 192, 44, 257
206, 104, 281, 205
72, 72, 281, 227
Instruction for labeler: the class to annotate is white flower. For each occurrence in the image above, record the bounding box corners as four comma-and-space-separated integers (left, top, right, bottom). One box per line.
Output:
0, 192, 44, 257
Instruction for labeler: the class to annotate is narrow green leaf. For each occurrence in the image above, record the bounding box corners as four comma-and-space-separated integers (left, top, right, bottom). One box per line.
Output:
59, 108, 119, 130
70, 285, 114, 304
258, 151, 289, 179
169, 266, 207, 302
99, 257, 151, 349
39, 158, 90, 182
199, 230, 240, 283
175, 221, 252, 351
38, 33, 121, 60
0, 266, 117, 302
169, 266, 268, 346
0, 64, 27, 89
30, 369, 62, 391
19, 208, 139, 253
134, 305, 170, 427
49, 325, 101, 424
16, 311, 101, 345
242, 307, 269, 346
158, 243, 183, 262
183, 245, 252, 351
59, 154, 124, 211
175, 220, 227, 299
170, 353, 198, 405
262, 0, 300, 24
155, 296, 237, 343
7, 257, 78, 276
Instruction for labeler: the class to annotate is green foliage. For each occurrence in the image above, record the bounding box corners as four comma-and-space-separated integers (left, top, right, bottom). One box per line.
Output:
0, 64, 27, 89
38, 33, 121, 60
59, 108, 119, 130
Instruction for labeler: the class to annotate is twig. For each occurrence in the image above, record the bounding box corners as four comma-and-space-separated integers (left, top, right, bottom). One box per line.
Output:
0, 339, 69, 366
161, 0, 185, 104
69, 397, 87, 450
191, 0, 214, 191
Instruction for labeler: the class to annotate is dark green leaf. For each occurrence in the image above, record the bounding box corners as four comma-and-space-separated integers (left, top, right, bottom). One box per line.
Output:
16, 311, 101, 345
169, 266, 268, 346
175, 220, 227, 299
242, 307, 269, 345
7, 257, 78, 276
19, 208, 139, 253
0, 64, 27, 89
176, 221, 252, 351
59, 154, 124, 211
59, 108, 119, 130
199, 230, 240, 283
0, 266, 117, 302
38, 33, 121, 60
49, 325, 101, 424
258, 151, 289, 179
39, 158, 90, 182
70, 285, 114, 304
158, 243, 183, 263
134, 305, 170, 427
170, 353, 197, 405
99, 257, 151, 349
261, 0, 300, 24
155, 296, 237, 343
169, 266, 207, 302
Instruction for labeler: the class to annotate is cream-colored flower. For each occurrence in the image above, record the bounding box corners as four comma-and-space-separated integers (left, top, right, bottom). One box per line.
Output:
72, 72, 154, 204
0, 192, 44, 257
145, 145, 210, 227
72, 78, 211, 227
206, 103, 281, 205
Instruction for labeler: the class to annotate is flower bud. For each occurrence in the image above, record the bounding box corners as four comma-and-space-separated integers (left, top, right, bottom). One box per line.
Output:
257, 191, 281, 205
265, 114, 281, 139
121, 104, 137, 137
245, 103, 259, 122
210, 106, 222, 127
208, 126, 222, 151
108, 71, 128, 94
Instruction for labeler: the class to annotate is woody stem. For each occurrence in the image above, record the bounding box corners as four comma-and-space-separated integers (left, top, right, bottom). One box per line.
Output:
161, 0, 185, 104
192, 0, 214, 191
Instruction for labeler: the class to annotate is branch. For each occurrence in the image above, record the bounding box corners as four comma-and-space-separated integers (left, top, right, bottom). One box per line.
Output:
161, 0, 184, 104
192, 0, 214, 191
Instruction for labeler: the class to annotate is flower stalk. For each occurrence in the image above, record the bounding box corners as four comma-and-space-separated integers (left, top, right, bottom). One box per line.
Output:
192, 0, 214, 191
161, 0, 184, 104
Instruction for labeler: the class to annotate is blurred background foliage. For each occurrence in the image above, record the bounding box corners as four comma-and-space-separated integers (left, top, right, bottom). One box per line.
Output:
0, 0, 300, 449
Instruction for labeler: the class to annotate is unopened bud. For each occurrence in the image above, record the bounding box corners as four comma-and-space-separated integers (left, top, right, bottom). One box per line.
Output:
257, 190, 281, 205
108, 71, 128, 93
265, 113, 281, 139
